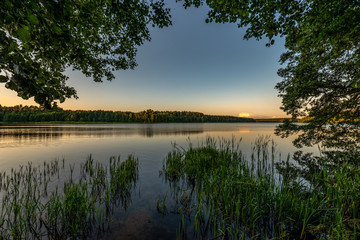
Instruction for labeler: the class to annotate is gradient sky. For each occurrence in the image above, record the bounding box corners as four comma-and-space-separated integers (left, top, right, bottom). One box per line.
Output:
0, 2, 288, 118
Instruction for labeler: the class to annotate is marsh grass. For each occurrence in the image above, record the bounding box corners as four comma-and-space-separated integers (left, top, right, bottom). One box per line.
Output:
160, 136, 360, 239
0, 155, 138, 239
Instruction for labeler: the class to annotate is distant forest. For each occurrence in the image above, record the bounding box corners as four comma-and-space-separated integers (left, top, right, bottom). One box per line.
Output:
0, 105, 255, 123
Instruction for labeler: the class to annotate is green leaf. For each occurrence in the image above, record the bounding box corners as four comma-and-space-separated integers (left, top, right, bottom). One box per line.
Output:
28, 14, 39, 25
53, 26, 63, 35
351, 80, 359, 88
4, 15, 15, 24
16, 25, 31, 42
9, 41, 18, 51
0, 75, 8, 83
4, 0, 12, 8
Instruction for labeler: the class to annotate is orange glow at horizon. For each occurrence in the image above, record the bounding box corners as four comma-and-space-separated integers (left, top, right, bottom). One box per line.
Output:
0, 88, 287, 118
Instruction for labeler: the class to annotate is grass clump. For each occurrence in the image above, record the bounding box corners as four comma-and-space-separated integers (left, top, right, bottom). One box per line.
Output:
0, 155, 138, 239
160, 136, 360, 239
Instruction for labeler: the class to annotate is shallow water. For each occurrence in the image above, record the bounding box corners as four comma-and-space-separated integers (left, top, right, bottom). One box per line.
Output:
0, 123, 317, 239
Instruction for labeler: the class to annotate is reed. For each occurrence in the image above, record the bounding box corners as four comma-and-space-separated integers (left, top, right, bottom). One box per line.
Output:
0, 155, 138, 239
161, 136, 360, 239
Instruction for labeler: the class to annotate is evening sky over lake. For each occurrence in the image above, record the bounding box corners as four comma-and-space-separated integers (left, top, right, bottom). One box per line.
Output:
0, 1, 287, 118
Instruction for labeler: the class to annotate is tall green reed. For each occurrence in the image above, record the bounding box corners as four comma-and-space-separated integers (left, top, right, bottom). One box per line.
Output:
160, 136, 360, 239
0, 155, 138, 239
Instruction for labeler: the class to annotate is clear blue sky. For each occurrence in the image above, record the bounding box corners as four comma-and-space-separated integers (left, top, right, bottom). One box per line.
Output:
1, 1, 287, 118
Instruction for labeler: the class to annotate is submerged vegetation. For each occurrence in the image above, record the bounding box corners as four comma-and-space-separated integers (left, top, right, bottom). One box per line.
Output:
0, 105, 254, 123
0, 155, 138, 239
160, 137, 360, 239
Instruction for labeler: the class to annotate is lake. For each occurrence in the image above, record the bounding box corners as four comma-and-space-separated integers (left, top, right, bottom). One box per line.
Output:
0, 123, 317, 239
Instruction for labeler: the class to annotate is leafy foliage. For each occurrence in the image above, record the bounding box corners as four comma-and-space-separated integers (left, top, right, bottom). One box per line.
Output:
180, 0, 360, 150
0, 0, 171, 108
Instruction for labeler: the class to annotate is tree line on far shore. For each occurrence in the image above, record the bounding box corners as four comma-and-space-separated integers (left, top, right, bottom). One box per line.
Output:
0, 105, 255, 123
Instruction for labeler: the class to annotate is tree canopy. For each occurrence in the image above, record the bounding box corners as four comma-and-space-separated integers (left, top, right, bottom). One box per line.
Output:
180, 0, 360, 150
0, 0, 171, 108
0, 105, 255, 123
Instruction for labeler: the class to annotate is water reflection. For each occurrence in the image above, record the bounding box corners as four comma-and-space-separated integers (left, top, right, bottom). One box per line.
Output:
0, 123, 318, 239
0, 123, 277, 149
0, 124, 206, 145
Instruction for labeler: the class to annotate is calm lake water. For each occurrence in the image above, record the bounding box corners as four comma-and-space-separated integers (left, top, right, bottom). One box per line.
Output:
0, 123, 317, 239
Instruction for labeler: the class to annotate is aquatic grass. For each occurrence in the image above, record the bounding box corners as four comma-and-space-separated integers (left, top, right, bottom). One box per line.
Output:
0, 154, 139, 239
161, 136, 360, 239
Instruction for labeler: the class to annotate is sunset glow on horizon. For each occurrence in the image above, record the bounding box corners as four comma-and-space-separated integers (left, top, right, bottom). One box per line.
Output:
238, 113, 251, 118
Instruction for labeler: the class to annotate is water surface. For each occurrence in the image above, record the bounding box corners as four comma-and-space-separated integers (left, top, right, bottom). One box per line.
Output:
0, 123, 317, 239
